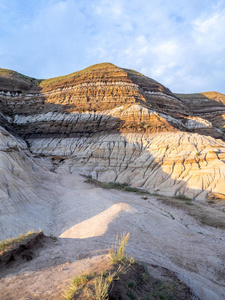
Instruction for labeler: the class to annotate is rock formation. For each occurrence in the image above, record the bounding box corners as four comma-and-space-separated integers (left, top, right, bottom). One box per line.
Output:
0, 63, 225, 203
176, 91, 225, 132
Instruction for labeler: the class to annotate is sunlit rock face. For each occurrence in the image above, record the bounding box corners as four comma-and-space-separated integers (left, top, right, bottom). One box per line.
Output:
0, 63, 225, 201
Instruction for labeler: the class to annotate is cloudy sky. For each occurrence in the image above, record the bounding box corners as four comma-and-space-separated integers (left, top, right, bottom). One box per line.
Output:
0, 0, 225, 93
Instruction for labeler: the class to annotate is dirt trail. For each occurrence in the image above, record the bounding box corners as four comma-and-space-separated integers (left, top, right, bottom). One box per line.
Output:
0, 171, 224, 300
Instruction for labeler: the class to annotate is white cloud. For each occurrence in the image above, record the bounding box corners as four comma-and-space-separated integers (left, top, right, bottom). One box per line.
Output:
0, 0, 225, 93
193, 11, 225, 51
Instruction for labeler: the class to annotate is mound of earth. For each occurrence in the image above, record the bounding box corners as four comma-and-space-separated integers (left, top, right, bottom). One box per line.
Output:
0, 231, 45, 265
63, 258, 194, 300
109, 262, 194, 300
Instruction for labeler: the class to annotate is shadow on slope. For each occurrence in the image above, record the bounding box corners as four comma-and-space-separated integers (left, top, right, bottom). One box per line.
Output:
176, 92, 225, 133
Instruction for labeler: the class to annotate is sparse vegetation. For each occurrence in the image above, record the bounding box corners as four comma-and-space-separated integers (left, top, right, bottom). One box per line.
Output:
92, 273, 113, 300
0, 231, 36, 253
128, 280, 136, 289
109, 232, 133, 264
0, 68, 40, 84
63, 232, 133, 300
175, 195, 192, 201
63, 273, 94, 300
140, 272, 148, 283
152, 280, 175, 299
127, 291, 137, 300
158, 196, 225, 229
84, 176, 150, 195
122, 68, 145, 78
108, 182, 144, 193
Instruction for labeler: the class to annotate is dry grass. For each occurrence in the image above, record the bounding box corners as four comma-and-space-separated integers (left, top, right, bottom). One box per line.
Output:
63, 266, 127, 300
91, 272, 115, 300
109, 232, 132, 264
63, 273, 94, 300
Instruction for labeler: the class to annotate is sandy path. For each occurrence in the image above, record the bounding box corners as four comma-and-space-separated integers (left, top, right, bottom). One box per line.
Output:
0, 171, 224, 300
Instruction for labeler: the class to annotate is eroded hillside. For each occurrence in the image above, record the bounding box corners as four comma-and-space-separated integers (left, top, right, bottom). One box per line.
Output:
1, 63, 225, 300
0, 63, 225, 203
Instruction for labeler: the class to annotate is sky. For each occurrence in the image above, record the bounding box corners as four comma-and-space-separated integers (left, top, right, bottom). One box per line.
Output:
0, 0, 225, 93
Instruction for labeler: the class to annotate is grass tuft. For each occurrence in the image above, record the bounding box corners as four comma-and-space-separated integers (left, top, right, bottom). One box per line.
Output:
63, 273, 94, 300
109, 232, 132, 264
92, 273, 112, 300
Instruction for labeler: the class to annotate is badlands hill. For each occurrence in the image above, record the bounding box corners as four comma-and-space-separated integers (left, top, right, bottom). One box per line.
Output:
0, 63, 225, 202
0, 63, 225, 299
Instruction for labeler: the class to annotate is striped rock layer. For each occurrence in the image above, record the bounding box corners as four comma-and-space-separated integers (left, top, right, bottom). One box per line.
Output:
0, 63, 225, 201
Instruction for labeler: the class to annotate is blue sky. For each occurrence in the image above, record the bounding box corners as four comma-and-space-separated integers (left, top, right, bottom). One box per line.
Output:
0, 0, 225, 93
